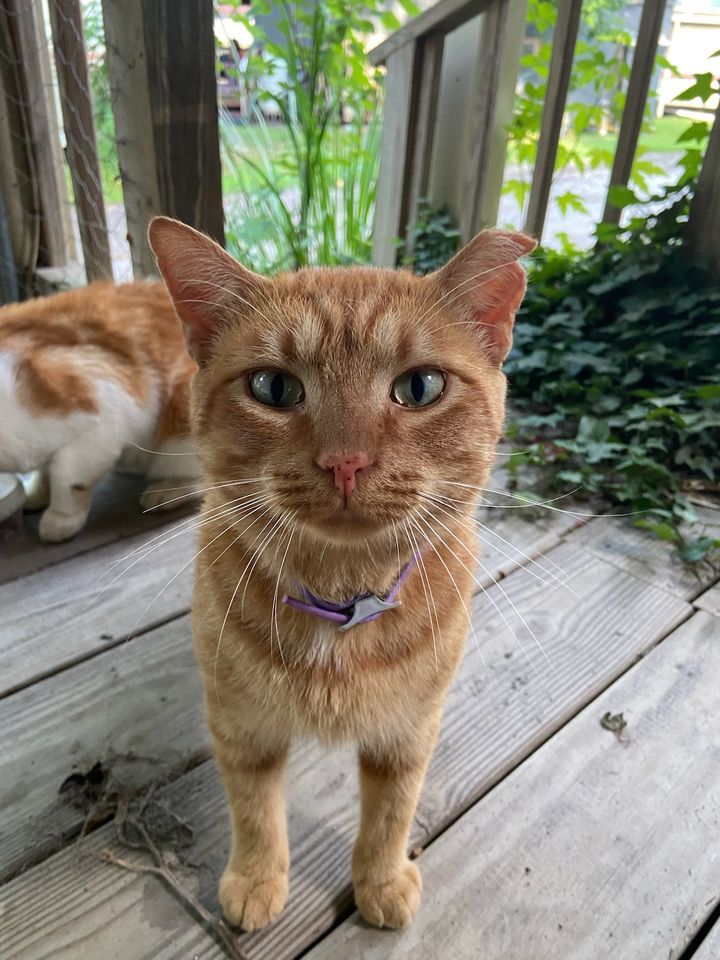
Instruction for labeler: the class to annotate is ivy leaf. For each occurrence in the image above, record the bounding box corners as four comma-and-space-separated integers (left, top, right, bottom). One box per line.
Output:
556, 191, 588, 216
634, 521, 681, 543
380, 10, 401, 31
676, 73, 716, 103
607, 185, 638, 208
695, 384, 720, 399
396, 0, 420, 15
676, 121, 710, 144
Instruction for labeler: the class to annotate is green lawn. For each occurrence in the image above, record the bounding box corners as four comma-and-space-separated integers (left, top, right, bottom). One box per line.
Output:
577, 115, 696, 156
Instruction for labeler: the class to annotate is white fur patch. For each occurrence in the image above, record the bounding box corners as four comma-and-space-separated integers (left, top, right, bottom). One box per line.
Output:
0, 349, 160, 476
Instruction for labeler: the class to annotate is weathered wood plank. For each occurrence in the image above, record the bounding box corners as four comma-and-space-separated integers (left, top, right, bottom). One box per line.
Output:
0, 473, 196, 586
459, 0, 528, 241
524, 0, 583, 240
0, 1, 38, 298
372, 42, 417, 266
602, 0, 667, 226
126, 540, 689, 960
47, 0, 112, 280
102, 0, 162, 277
404, 32, 444, 252
14, 0, 76, 267
142, 0, 224, 246
695, 582, 720, 618
305, 612, 720, 959
564, 509, 720, 600
0, 521, 195, 698
369, 0, 492, 66
685, 100, 720, 274
0, 614, 206, 883
695, 919, 720, 960
0, 823, 226, 960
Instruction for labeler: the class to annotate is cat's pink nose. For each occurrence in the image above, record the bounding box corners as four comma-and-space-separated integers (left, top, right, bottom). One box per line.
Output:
317, 452, 370, 501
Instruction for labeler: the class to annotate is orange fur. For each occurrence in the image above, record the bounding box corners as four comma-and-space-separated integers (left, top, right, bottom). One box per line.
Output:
0, 280, 200, 542
150, 217, 535, 931
0, 280, 195, 422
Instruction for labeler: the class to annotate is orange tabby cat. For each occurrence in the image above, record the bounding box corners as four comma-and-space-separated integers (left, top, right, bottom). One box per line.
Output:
0, 281, 200, 541
150, 216, 535, 930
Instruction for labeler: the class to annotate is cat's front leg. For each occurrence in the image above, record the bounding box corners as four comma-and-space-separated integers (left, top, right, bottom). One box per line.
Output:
211, 716, 291, 931
353, 710, 441, 928
39, 434, 120, 542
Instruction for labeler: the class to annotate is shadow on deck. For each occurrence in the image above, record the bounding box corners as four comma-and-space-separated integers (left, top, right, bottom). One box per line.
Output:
1, 473, 719, 959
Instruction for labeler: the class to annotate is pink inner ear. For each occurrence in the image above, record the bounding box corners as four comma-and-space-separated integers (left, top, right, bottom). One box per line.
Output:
472, 261, 527, 364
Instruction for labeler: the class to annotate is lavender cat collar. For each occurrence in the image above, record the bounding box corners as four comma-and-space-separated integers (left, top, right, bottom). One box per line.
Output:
281, 554, 419, 631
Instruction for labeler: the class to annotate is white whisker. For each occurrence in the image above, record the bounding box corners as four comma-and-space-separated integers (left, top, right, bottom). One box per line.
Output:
403, 520, 440, 671
418, 505, 550, 681
410, 514, 484, 667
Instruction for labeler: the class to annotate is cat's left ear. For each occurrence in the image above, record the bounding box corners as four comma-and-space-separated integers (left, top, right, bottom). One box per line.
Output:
148, 216, 271, 364
428, 229, 537, 364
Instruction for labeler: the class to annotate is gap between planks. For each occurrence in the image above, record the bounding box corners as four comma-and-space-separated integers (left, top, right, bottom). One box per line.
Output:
0, 520, 196, 699
1, 535, 692, 960
304, 611, 720, 960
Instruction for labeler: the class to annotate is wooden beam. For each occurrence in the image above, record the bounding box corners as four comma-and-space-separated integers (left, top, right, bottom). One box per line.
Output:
404, 32, 445, 252
0, 1, 40, 297
143, 0, 224, 245
460, 0, 528, 241
102, 0, 224, 274
14, 0, 75, 268
524, 0, 583, 241
47, 0, 112, 281
369, 0, 492, 66
602, 0, 667, 226
102, 0, 161, 277
371, 42, 417, 266
685, 100, 720, 275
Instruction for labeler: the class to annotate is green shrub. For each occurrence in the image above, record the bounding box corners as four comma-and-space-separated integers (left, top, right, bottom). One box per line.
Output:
404, 202, 460, 275
505, 187, 720, 562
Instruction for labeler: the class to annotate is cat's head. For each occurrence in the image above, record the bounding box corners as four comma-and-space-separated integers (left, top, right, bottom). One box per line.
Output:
149, 218, 534, 545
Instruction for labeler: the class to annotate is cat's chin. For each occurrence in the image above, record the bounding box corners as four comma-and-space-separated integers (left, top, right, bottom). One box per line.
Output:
307, 508, 393, 543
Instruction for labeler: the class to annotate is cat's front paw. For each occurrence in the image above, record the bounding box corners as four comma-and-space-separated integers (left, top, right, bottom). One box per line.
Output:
219, 866, 288, 931
354, 859, 422, 929
38, 508, 86, 543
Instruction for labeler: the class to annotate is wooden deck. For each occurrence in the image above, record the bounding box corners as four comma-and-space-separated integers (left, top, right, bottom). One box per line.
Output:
1, 475, 720, 959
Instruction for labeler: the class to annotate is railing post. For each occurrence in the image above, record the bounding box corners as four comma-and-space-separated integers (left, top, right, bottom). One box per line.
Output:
102, 0, 224, 276
685, 100, 720, 275
372, 42, 418, 266
460, 0, 528, 242
404, 33, 445, 253
15, 0, 76, 269
102, 0, 161, 278
48, 0, 113, 282
524, 0, 583, 241
602, 0, 667, 226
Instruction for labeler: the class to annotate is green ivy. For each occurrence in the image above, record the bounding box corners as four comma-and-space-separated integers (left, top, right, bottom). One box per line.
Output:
505, 187, 720, 563
404, 201, 460, 275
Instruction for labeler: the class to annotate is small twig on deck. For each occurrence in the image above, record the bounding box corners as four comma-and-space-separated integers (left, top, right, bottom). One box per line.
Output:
98, 824, 246, 960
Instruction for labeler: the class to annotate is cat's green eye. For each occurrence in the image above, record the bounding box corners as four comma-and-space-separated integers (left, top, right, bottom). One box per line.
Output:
248, 369, 305, 408
391, 368, 446, 408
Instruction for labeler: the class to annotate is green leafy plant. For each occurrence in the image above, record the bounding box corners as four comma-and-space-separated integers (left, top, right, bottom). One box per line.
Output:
404, 202, 460, 275
505, 185, 720, 563
504, 0, 697, 237
221, 0, 418, 272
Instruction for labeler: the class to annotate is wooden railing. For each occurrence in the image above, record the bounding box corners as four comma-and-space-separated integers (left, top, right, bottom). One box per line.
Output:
371, 0, 720, 272
0, 0, 223, 296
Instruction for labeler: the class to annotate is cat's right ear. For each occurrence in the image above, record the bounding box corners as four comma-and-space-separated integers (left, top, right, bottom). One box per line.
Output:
148, 216, 270, 364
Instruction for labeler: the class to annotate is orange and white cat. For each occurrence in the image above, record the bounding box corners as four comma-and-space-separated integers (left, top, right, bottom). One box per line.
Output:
0, 280, 200, 541
150, 216, 535, 931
